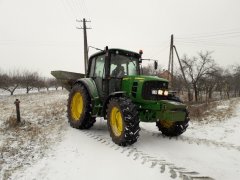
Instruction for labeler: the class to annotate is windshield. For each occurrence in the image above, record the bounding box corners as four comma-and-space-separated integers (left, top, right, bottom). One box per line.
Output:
110, 54, 139, 77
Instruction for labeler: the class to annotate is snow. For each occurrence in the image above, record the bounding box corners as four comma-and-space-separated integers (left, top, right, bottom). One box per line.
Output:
1, 91, 240, 180
12, 128, 174, 180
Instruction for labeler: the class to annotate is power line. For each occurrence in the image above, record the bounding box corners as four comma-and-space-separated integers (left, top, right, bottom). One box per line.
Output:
176, 28, 240, 38
175, 40, 240, 48
0, 40, 82, 47
147, 41, 169, 58
176, 33, 240, 42
175, 28, 240, 48
59, 0, 75, 20
65, 0, 80, 18
72, 0, 83, 18
82, 0, 90, 19
75, 0, 85, 18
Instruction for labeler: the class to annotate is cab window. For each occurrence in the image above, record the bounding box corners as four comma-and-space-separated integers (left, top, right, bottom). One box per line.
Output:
110, 54, 138, 78
93, 55, 105, 77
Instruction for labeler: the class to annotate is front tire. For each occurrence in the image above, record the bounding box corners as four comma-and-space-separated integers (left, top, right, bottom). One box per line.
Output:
67, 84, 95, 129
107, 97, 140, 146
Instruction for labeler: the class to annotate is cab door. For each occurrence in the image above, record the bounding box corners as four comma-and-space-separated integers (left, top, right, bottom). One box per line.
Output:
88, 54, 106, 99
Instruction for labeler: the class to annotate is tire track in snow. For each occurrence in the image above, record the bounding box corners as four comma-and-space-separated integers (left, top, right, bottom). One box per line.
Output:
141, 128, 240, 152
82, 130, 214, 180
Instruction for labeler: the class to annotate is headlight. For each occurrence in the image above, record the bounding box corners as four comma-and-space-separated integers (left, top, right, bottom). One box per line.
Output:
152, 89, 168, 96
158, 90, 163, 95
164, 90, 168, 96
151, 90, 158, 95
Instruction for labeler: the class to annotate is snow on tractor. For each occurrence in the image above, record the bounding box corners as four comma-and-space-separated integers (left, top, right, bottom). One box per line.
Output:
51, 47, 189, 146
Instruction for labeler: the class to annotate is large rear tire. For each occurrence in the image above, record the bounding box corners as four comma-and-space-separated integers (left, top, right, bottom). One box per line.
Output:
67, 84, 95, 129
107, 97, 140, 146
156, 111, 189, 136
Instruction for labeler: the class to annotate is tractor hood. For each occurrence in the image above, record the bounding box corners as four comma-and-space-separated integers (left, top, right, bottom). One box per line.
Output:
121, 75, 169, 101
122, 75, 168, 83
121, 75, 187, 123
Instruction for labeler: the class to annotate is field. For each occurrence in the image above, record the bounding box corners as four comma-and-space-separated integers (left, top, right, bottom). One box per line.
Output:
1, 90, 240, 180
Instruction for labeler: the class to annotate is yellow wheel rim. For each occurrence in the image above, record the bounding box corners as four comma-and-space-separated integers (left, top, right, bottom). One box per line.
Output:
71, 92, 83, 121
110, 106, 123, 137
160, 120, 174, 129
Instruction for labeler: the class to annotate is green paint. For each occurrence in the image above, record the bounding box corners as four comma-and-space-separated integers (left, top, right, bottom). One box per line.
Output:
76, 78, 102, 116
121, 75, 187, 122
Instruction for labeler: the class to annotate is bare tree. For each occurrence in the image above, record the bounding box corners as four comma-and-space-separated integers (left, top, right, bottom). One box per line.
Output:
48, 78, 62, 90
35, 77, 45, 92
181, 51, 217, 102
222, 71, 233, 99
0, 70, 21, 95
172, 72, 187, 97
233, 65, 240, 97
141, 63, 162, 76
198, 66, 222, 102
20, 71, 39, 93
43, 78, 52, 91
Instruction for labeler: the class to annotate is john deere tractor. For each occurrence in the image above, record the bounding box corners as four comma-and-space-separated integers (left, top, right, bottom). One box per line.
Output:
52, 47, 189, 146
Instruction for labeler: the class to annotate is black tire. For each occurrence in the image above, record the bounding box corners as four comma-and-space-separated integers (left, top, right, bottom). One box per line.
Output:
156, 110, 189, 136
107, 97, 140, 146
67, 83, 95, 129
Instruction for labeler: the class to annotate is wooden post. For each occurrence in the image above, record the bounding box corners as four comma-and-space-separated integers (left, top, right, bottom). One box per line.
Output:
14, 99, 21, 122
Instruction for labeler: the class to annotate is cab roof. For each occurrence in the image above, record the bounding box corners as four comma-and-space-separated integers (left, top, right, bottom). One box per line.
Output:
89, 48, 141, 59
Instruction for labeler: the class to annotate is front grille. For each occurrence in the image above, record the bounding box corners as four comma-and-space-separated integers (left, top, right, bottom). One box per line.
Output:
142, 81, 168, 100
131, 81, 138, 98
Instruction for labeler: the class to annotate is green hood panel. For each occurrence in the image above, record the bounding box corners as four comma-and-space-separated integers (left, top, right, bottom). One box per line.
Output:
122, 75, 168, 83
121, 75, 168, 101
121, 75, 187, 122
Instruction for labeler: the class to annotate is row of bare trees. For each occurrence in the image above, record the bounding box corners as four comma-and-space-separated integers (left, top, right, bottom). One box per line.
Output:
172, 51, 240, 103
141, 50, 240, 103
0, 70, 61, 95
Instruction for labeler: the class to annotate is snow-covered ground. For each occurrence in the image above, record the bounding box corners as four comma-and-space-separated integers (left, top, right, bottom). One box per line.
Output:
1, 91, 240, 180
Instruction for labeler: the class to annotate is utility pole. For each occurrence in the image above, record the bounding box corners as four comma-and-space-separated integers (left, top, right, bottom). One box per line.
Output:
167, 34, 192, 101
167, 34, 191, 101
168, 34, 174, 88
173, 45, 192, 101
76, 18, 91, 75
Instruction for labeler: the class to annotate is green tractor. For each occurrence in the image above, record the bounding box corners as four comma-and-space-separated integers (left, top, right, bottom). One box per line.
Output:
52, 47, 189, 146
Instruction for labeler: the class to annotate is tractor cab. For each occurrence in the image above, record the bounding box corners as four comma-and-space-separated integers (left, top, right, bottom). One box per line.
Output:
87, 48, 141, 99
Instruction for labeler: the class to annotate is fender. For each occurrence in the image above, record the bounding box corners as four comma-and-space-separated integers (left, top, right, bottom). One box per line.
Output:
74, 78, 99, 100
74, 78, 101, 116
102, 91, 126, 117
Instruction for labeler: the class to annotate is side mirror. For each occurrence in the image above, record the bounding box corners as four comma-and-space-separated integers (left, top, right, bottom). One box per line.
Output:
154, 61, 158, 70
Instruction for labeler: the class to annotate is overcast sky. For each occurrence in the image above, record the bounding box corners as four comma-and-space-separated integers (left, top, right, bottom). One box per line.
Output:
0, 0, 240, 77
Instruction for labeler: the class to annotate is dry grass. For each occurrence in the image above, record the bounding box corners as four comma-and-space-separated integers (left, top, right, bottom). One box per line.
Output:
0, 94, 67, 180
4, 116, 19, 129
0, 119, 44, 180
188, 97, 239, 123
188, 101, 218, 120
